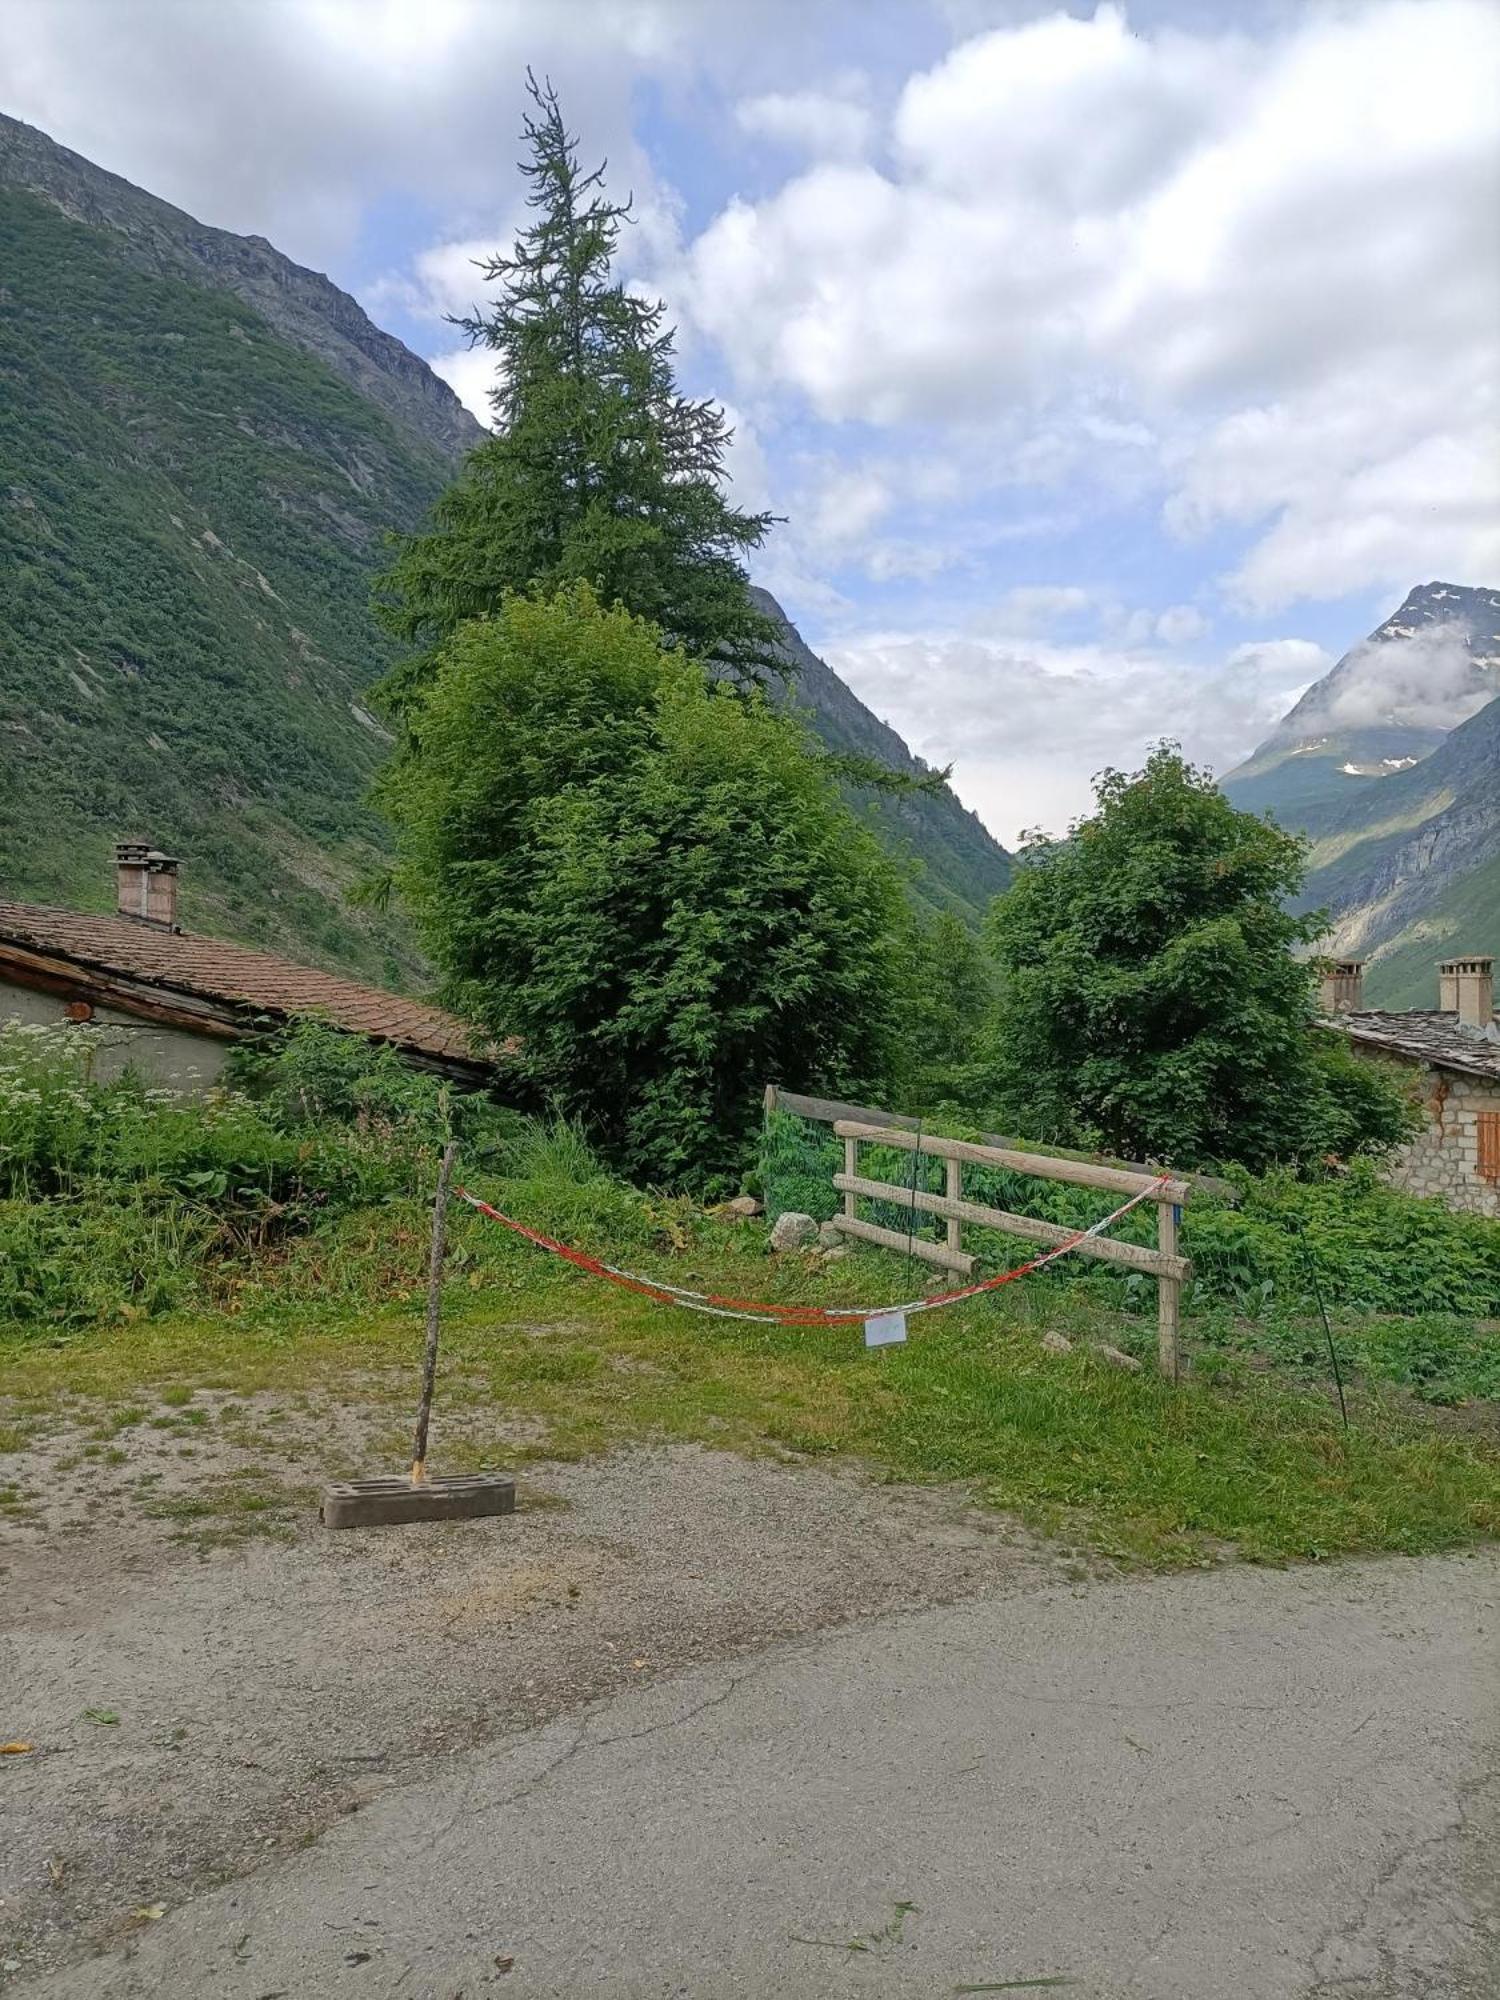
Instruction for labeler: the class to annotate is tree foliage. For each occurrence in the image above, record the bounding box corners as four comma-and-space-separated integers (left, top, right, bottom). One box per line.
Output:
375, 75, 776, 698
984, 746, 1413, 1170
378, 587, 910, 1188
900, 910, 1001, 1112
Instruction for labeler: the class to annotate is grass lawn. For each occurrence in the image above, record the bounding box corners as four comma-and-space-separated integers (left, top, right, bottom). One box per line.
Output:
3, 1207, 1496, 1569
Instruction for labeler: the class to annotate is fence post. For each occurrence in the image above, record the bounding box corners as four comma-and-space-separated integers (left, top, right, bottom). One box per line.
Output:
945, 1156, 962, 1257
843, 1133, 857, 1224
1157, 1198, 1181, 1381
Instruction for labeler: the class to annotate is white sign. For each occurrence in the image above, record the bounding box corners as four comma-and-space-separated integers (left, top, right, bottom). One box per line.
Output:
864, 1310, 908, 1348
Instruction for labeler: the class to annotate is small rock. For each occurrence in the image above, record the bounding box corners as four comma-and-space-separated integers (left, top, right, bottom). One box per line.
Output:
769, 1211, 818, 1252
1040, 1331, 1073, 1355
817, 1219, 845, 1249
1093, 1342, 1142, 1373
820, 1246, 850, 1264
721, 1194, 762, 1219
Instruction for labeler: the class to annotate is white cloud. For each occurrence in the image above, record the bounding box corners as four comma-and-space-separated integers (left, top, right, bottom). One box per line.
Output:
823, 621, 1331, 844
736, 88, 873, 161
799, 465, 893, 555
0, 0, 776, 267
1285, 623, 1498, 739
1154, 604, 1207, 645
682, 0, 1500, 611
429, 344, 499, 426
999, 585, 1094, 628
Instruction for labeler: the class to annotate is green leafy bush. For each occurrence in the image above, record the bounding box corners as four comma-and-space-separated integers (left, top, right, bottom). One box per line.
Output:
755, 1106, 1500, 1326
0, 1019, 520, 1327
983, 747, 1415, 1170
1186, 1164, 1500, 1319
379, 588, 911, 1190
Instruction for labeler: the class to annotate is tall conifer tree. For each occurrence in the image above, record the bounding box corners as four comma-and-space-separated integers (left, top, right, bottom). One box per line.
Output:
377, 74, 777, 696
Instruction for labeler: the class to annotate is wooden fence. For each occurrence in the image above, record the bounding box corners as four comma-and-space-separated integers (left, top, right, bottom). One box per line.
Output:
762, 1085, 1205, 1380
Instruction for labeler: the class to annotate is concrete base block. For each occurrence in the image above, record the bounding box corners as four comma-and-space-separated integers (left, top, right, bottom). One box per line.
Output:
321, 1473, 516, 1530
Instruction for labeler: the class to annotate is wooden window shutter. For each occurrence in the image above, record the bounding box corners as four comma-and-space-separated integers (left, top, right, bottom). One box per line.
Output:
1479, 1111, 1500, 1185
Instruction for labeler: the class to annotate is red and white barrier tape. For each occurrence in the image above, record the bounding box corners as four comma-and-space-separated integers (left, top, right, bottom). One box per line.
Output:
454, 1176, 1170, 1330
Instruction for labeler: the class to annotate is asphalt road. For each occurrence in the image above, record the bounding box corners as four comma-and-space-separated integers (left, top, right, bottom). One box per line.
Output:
21, 1551, 1498, 2000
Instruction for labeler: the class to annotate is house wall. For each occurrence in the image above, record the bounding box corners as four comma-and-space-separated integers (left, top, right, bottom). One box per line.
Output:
1384, 1065, 1500, 1218
0, 975, 231, 1091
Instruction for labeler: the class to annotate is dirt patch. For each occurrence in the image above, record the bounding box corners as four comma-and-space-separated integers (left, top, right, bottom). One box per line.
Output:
0, 1399, 1096, 1983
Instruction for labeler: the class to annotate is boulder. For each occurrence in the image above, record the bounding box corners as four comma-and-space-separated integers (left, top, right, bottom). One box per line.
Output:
769, 1211, 819, 1253
721, 1194, 763, 1219
1040, 1330, 1073, 1356
1092, 1342, 1143, 1373
817, 1219, 845, 1249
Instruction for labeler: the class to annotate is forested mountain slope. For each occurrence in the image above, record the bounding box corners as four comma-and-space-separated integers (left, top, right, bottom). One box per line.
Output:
0, 182, 459, 981
1, 121, 1011, 979
1218, 581, 1500, 1008
0, 113, 484, 461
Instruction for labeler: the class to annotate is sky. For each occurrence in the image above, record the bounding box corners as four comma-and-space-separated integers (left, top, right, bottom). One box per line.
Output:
4, 0, 1498, 845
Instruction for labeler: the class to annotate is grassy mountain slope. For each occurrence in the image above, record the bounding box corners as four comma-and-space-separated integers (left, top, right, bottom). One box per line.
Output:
1300, 693, 1500, 1007
0, 112, 483, 462
754, 588, 1011, 923
1221, 581, 1500, 1008
0, 184, 452, 980
1, 131, 1013, 979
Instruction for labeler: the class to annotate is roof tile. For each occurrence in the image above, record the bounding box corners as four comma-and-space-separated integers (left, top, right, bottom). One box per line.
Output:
0, 901, 490, 1068
1329, 1009, 1500, 1083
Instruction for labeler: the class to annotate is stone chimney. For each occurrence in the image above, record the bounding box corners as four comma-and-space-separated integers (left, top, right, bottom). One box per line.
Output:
114, 839, 180, 929
1438, 954, 1494, 1028
1317, 959, 1365, 1014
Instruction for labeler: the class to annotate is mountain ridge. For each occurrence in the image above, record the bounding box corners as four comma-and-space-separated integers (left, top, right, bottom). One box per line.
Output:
0, 112, 484, 465
0, 123, 1009, 987
1222, 581, 1500, 836
753, 587, 1012, 922
1223, 582, 1500, 1008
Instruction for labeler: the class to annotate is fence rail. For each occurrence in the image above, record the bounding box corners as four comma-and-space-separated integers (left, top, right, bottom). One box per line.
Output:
763, 1082, 1237, 1202
821, 1115, 1192, 1379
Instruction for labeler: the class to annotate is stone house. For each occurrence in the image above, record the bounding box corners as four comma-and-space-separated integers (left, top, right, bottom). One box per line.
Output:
1320, 954, 1500, 1217
0, 841, 493, 1091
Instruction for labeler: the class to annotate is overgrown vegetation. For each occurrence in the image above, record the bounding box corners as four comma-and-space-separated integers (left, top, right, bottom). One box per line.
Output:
0, 1018, 512, 1325
759, 1107, 1500, 1330
2, 1019, 1495, 1566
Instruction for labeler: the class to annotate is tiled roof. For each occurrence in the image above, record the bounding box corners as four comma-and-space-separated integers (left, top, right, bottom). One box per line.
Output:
1328, 1009, 1500, 1083
0, 900, 489, 1068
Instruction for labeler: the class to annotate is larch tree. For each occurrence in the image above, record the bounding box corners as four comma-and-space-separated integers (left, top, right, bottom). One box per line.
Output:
375, 72, 778, 701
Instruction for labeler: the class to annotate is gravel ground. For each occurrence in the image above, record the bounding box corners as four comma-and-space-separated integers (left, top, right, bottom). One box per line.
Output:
0, 1401, 1093, 1984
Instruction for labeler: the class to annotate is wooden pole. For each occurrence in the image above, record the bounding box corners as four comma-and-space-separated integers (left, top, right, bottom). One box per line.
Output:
1156, 1198, 1181, 1382
411, 1140, 459, 1485
945, 1156, 962, 1257
843, 1133, 857, 1223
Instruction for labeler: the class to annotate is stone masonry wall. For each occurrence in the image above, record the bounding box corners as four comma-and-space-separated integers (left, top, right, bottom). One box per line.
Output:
1383, 1068, 1500, 1218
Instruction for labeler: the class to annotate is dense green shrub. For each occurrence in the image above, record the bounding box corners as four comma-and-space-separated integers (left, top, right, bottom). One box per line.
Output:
755, 1107, 1500, 1324
0, 1019, 519, 1326
1186, 1164, 1500, 1319
378, 588, 911, 1191
984, 747, 1416, 1170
